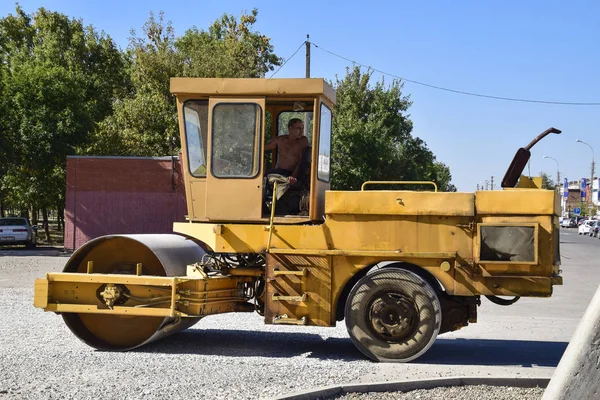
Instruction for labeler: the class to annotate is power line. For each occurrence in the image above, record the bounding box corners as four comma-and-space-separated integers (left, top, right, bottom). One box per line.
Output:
269, 41, 306, 78
311, 42, 600, 106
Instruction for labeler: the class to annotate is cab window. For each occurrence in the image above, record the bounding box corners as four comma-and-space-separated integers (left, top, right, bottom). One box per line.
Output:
183, 101, 208, 177
211, 103, 262, 178
318, 103, 332, 182
278, 111, 314, 144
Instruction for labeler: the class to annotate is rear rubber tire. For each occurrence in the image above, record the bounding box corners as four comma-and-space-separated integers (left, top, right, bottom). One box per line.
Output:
345, 268, 441, 362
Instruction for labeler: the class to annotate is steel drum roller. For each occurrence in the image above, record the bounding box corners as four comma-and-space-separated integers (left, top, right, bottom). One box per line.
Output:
61, 234, 205, 350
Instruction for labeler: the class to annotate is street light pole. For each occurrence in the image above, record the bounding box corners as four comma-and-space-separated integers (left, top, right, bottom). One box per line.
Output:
543, 155, 560, 190
576, 139, 595, 214
544, 155, 563, 216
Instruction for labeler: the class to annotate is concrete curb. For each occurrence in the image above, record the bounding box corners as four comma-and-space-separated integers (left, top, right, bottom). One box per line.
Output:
542, 284, 600, 399
275, 376, 551, 400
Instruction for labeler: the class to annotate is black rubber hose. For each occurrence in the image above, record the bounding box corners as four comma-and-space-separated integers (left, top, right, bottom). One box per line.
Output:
485, 295, 521, 306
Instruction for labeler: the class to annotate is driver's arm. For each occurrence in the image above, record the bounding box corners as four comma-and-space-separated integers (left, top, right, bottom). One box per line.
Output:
264, 136, 279, 152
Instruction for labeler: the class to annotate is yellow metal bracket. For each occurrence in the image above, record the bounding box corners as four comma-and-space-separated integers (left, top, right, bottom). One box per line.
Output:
273, 268, 308, 277
272, 293, 309, 302
272, 315, 307, 325
266, 181, 278, 252
268, 248, 456, 259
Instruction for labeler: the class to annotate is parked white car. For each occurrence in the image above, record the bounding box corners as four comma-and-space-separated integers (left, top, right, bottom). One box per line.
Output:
0, 217, 37, 248
578, 219, 595, 235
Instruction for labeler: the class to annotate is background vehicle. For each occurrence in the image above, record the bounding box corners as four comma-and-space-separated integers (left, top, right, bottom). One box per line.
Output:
561, 218, 575, 228
0, 217, 37, 248
33, 78, 563, 363
578, 219, 594, 235
590, 220, 600, 237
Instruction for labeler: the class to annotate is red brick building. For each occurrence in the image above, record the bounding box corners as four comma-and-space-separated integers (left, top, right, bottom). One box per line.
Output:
64, 156, 187, 251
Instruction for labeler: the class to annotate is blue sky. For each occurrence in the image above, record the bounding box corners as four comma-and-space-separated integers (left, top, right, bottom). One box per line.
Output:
2, 1, 599, 191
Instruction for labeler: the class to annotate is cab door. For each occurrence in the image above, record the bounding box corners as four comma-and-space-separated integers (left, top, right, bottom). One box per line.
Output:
205, 97, 266, 221
309, 99, 332, 221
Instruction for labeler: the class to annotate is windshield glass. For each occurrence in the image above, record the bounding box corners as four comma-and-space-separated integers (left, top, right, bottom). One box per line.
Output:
0, 218, 26, 226
211, 103, 261, 178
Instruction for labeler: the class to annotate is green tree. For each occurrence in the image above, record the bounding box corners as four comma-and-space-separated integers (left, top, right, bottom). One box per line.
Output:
540, 172, 556, 190
0, 6, 128, 236
331, 67, 455, 191
85, 11, 180, 156
88, 9, 281, 157
177, 9, 281, 78
0, 62, 12, 216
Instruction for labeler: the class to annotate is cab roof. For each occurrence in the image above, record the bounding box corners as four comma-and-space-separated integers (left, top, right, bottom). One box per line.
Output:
170, 77, 336, 103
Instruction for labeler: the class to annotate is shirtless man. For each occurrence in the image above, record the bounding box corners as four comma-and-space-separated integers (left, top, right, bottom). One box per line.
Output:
264, 118, 309, 184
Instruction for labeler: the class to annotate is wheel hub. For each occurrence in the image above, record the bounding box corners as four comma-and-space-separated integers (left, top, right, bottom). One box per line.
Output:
367, 291, 418, 342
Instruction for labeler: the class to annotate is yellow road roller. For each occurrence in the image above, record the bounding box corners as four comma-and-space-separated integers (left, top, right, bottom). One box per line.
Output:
34, 78, 563, 362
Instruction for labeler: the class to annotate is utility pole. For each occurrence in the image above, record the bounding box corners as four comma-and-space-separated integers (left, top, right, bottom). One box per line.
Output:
305, 34, 310, 78
490, 176, 494, 191
591, 160, 595, 212
476, 184, 480, 191
576, 139, 595, 214
485, 180, 489, 190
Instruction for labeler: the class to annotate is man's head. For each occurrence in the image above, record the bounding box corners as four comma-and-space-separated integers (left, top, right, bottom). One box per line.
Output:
288, 118, 304, 139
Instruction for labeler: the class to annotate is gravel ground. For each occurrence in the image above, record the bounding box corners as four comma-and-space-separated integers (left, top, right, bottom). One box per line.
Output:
0, 253, 553, 400
323, 385, 544, 399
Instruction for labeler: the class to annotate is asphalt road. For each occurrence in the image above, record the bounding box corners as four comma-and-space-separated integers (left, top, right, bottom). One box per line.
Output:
0, 227, 598, 398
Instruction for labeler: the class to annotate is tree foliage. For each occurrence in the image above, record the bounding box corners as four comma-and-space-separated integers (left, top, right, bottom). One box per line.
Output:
540, 172, 556, 190
87, 9, 281, 157
177, 9, 280, 78
331, 67, 455, 191
0, 6, 128, 227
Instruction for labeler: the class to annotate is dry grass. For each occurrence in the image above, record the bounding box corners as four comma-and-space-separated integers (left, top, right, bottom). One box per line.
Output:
35, 222, 64, 247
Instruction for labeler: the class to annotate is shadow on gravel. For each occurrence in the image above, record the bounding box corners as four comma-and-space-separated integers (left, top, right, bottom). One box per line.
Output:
0, 246, 66, 257
136, 330, 567, 367
136, 329, 363, 361
418, 338, 568, 367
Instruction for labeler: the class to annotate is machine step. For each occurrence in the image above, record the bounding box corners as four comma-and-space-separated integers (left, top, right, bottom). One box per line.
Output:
273, 268, 308, 277
272, 315, 307, 325
272, 293, 308, 302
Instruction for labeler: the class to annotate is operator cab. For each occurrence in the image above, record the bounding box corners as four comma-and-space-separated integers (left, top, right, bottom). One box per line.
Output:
171, 78, 336, 224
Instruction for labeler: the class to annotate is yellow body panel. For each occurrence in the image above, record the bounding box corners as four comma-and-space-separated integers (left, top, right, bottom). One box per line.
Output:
325, 191, 474, 216
171, 188, 560, 326
476, 189, 560, 215
170, 78, 336, 103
